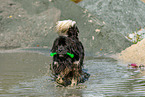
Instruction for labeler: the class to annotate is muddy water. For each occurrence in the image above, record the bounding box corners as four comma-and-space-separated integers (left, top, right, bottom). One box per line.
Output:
0, 48, 145, 97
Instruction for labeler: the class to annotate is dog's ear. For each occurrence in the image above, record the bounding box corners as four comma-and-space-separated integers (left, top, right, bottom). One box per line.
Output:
78, 42, 85, 63
67, 25, 79, 39
74, 25, 79, 33
68, 39, 79, 55
51, 38, 59, 52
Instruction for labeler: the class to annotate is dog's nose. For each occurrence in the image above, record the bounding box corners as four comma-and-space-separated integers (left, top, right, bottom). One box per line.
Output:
58, 46, 64, 52
59, 49, 63, 52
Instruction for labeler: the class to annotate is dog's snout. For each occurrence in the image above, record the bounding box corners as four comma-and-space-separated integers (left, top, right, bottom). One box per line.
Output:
56, 45, 67, 55
59, 48, 63, 52
58, 46, 64, 52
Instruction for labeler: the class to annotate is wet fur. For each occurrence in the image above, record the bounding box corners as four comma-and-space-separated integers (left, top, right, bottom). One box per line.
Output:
51, 36, 84, 86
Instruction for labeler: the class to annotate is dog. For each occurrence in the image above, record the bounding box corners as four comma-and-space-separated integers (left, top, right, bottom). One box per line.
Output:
50, 20, 87, 86
50, 36, 84, 86
55, 20, 84, 66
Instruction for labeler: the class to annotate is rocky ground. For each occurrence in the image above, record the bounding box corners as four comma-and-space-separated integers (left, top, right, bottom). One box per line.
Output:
1, 0, 145, 56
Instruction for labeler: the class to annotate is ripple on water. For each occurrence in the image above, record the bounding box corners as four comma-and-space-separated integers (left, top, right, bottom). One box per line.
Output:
83, 57, 145, 96
1, 51, 145, 96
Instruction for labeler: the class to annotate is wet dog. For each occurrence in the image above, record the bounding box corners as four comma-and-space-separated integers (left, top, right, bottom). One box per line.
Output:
55, 20, 84, 66
50, 36, 84, 86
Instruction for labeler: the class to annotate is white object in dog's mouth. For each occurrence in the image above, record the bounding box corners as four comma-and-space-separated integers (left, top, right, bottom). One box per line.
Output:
59, 54, 64, 57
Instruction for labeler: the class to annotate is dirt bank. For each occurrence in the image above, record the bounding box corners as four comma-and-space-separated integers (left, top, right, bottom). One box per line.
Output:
118, 38, 145, 65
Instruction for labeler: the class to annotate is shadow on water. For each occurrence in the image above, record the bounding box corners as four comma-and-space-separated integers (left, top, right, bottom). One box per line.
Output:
0, 48, 145, 97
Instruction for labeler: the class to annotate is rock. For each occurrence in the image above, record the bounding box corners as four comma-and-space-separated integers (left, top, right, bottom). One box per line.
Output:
78, 0, 145, 35
0, 0, 132, 55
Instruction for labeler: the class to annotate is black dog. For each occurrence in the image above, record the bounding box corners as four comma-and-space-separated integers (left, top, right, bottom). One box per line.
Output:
50, 36, 84, 86
56, 20, 84, 66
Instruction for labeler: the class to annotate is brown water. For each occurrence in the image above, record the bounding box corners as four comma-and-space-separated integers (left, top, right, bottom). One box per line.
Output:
0, 48, 145, 97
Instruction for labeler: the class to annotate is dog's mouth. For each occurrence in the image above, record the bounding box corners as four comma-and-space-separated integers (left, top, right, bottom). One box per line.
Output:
57, 51, 66, 57
59, 54, 64, 57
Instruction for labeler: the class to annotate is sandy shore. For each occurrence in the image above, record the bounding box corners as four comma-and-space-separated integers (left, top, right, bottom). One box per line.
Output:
118, 38, 145, 65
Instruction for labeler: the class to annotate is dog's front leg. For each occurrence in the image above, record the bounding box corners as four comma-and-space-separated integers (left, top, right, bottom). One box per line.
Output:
71, 77, 77, 86
56, 67, 71, 84
53, 62, 64, 84
51, 61, 58, 75
71, 67, 79, 86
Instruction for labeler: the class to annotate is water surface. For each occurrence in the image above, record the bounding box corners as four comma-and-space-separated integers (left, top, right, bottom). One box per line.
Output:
0, 48, 145, 97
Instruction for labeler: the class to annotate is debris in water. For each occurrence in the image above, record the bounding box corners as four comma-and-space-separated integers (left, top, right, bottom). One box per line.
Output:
9, 15, 12, 18
95, 29, 100, 32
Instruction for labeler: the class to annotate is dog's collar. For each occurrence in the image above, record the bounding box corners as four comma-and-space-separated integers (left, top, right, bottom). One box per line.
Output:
50, 52, 74, 58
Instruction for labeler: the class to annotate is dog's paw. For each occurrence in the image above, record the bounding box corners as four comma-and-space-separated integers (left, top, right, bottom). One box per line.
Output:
56, 76, 64, 84
71, 78, 77, 86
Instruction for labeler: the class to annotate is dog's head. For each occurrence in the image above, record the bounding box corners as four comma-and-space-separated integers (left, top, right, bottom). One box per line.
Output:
51, 36, 75, 58
55, 20, 79, 39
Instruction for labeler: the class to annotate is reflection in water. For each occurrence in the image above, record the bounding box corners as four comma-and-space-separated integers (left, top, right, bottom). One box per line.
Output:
0, 48, 145, 96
